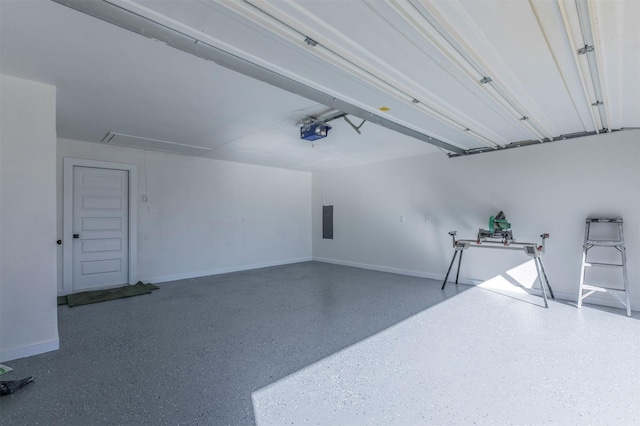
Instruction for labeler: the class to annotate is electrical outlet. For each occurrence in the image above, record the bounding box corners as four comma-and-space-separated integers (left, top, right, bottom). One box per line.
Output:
400, 216, 405, 223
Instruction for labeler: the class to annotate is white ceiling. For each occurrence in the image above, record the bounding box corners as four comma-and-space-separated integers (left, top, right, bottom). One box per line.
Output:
1, 0, 638, 171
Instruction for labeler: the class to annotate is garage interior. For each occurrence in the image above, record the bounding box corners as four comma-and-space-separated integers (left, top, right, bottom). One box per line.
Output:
1, 0, 638, 424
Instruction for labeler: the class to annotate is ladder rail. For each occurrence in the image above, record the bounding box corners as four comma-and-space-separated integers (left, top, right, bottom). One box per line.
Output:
577, 219, 590, 309
619, 222, 631, 316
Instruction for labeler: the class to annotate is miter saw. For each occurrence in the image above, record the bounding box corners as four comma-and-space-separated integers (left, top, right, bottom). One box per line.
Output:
442, 210, 554, 307
477, 210, 513, 243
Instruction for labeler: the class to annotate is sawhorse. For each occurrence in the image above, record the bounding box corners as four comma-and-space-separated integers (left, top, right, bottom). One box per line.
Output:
442, 231, 555, 308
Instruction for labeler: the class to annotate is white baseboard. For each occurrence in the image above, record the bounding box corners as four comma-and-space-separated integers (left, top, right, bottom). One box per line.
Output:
312, 257, 636, 311
494, 287, 636, 311
0, 338, 59, 363
312, 257, 479, 285
142, 257, 313, 284
546, 289, 636, 311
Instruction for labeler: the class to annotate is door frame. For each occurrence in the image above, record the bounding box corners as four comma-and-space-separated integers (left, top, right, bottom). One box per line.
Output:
63, 158, 138, 294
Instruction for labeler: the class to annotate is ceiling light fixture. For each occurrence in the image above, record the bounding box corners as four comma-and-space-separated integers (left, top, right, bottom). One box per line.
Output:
102, 132, 212, 156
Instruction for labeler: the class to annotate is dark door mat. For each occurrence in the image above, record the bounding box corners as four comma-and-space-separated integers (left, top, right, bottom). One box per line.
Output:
58, 282, 159, 307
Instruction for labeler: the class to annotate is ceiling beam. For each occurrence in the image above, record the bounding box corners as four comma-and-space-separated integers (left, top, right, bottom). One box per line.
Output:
397, 0, 554, 142
527, 0, 591, 133
557, 0, 612, 133
51, 0, 467, 155
232, 0, 501, 150
587, 0, 613, 132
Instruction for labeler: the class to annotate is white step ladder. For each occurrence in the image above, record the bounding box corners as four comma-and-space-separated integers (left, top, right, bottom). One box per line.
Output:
577, 217, 631, 316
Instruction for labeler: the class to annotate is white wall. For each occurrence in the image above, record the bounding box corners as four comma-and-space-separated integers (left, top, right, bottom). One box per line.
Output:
0, 75, 59, 362
313, 130, 640, 309
57, 139, 312, 290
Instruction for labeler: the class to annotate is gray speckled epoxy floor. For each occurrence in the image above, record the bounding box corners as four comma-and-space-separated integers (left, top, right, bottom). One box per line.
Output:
1, 262, 638, 425
0, 262, 465, 425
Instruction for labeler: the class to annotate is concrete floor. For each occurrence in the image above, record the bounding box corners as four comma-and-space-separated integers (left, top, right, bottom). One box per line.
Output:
0, 262, 638, 425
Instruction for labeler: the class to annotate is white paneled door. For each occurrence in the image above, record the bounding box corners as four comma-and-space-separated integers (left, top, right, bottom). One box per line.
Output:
72, 166, 129, 291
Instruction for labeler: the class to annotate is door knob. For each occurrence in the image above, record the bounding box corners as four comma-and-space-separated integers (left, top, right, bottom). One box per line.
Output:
73, 234, 79, 239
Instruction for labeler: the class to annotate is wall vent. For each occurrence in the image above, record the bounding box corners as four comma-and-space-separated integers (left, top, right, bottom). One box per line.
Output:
101, 132, 211, 156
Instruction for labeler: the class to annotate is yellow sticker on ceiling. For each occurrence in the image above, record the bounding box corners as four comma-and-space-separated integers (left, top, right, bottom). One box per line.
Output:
378, 107, 390, 112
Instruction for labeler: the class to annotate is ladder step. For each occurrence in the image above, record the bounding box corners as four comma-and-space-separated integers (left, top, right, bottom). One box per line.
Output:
582, 284, 626, 293
586, 217, 622, 223
584, 262, 623, 268
586, 239, 622, 246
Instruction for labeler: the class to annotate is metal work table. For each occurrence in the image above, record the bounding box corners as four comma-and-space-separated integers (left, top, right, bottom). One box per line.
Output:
442, 231, 555, 307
